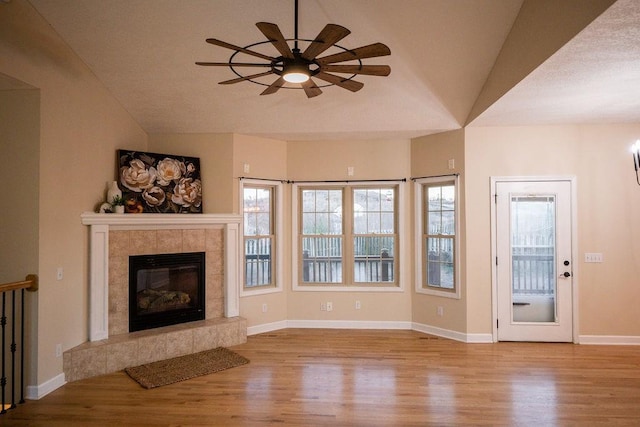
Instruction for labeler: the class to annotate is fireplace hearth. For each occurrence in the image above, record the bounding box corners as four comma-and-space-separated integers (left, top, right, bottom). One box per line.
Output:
129, 252, 205, 332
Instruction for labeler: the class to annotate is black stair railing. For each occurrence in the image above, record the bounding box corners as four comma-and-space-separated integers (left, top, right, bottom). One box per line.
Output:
0, 274, 38, 415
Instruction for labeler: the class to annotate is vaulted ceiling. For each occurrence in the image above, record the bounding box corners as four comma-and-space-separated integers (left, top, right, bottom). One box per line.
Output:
25, 0, 640, 140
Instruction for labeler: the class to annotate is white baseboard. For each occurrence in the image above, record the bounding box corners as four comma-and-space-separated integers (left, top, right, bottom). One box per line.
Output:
466, 333, 494, 343
26, 373, 66, 400
248, 319, 413, 335
412, 322, 465, 342
247, 320, 288, 336
248, 321, 640, 346
246, 319, 491, 343
579, 335, 640, 345
287, 319, 413, 330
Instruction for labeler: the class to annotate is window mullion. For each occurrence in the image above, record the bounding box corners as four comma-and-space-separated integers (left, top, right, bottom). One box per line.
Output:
344, 187, 353, 285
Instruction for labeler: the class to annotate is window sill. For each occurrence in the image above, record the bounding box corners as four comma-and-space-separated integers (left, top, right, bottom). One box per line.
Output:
415, 286, 461, 299
293, 283, 403, 292
240, 286, 282, 297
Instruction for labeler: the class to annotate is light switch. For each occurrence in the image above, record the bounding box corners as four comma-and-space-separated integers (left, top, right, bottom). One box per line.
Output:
584, 253, 603, 263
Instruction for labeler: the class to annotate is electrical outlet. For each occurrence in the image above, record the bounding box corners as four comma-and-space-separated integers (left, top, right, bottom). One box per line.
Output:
326, 302, 333, 312
55, 344, 62, 358
243, 163, 250, 173
56, 267, 63, 281
355, 300, 361, 310
584, 253, 603, 263
320, 302, 327, 311
437, 306, 444, 317
262, 303, 268, 313
347, 166, 354, 176
448, 159, 455, 169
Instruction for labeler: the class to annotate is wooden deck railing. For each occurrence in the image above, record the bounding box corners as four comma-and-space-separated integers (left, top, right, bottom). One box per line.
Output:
0, 274, 38, 415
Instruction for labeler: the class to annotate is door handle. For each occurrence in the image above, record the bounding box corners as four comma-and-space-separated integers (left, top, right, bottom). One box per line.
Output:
560, 271, 571, 278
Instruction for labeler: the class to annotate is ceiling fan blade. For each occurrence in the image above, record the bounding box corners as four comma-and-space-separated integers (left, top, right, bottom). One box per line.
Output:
219, 71, 275, 85
256, 22, 294, 59
321, 64, 391, 76
301, 79, 322, 98
301, 24, 351, 61
206, 38, 275, 62
196, 62, 272, 67
316, 43, 391, 65
314, 72, 364, 92
261, 76, 286, 95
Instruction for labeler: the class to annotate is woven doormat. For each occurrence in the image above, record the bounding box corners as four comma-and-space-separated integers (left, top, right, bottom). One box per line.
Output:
125, 347, 249, 389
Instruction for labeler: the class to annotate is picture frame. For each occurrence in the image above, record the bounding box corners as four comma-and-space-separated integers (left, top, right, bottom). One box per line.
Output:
117, 150, 203, 214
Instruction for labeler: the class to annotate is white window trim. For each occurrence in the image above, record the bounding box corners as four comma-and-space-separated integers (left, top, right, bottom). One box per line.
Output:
414, 176, 461, 299
239, 179, 284, 296
292, 181, 406, 292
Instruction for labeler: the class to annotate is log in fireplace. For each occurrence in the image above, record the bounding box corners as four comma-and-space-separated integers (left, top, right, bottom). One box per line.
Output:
129, 252, 205, 332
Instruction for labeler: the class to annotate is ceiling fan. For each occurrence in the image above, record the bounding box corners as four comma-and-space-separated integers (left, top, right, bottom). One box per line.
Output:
195, 0, 391, 98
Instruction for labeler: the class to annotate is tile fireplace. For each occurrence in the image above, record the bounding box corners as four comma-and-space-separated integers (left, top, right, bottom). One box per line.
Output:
66, 213, 246, 382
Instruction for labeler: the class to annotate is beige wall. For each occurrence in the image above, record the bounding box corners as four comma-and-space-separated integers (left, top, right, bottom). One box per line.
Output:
411, 130, 467, 332
148, 133, 234, 213
233, 135, 289, 328
465, 125, 640, 336
0, 87, 40, 384
1, 0, 147, 386
0, 88, 40, 284
286, 139, 413, 323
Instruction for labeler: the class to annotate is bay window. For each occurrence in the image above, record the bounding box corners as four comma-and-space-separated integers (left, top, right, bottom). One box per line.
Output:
294, 183, 400, 289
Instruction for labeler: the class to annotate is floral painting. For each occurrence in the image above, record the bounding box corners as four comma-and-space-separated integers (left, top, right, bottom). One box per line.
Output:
117, 150, 203, 213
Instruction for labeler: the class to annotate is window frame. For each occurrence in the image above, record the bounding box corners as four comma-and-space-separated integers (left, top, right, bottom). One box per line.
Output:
292, 181, 405, 292
240, 179, 284, 296
414, 176, 461, 299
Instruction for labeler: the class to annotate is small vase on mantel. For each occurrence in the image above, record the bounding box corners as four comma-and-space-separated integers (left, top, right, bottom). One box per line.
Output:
106, 181, 122, 205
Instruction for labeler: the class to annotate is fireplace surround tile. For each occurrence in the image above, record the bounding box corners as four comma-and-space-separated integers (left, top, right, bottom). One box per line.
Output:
137, 334, 167, 365
206, 228, 224, 252
109, 230, 130, 257
183, 229, 206, 252
165, 329, 194, 359
69, 345, 107, 382
106, 340, 139, 372
130, 230, 157, 255
206, 254, 224, 276
156, 229, 183, 253
192, 326, 218, 352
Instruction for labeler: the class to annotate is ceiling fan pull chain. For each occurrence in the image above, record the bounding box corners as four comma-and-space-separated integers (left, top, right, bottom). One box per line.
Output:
294, 0, 299, 51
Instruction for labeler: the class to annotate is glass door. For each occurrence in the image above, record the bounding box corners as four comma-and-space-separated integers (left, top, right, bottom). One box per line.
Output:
495, 180, 573, 342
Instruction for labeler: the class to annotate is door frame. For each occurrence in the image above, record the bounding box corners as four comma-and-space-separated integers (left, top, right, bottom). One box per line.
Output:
490, 176, 579, 343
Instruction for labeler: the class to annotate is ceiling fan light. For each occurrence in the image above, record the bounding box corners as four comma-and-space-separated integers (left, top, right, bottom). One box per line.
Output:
283, 61, 310, 83
283, 71, 310, 83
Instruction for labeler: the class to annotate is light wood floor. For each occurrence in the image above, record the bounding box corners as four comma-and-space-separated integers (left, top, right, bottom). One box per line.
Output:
2, 329, 640, 426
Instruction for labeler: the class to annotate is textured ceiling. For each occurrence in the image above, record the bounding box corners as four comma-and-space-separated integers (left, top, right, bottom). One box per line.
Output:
26, 0, 639, 141
471, 0, 640, 127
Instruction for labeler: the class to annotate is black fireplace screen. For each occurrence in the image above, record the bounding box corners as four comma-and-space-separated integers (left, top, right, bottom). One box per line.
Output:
129, 251, 205, 332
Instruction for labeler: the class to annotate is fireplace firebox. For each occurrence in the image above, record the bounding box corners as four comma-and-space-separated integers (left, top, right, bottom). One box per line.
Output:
129, 252, 205, 332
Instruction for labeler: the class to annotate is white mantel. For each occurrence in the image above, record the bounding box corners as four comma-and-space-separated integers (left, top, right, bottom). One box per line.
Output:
81, 212, 242, 342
